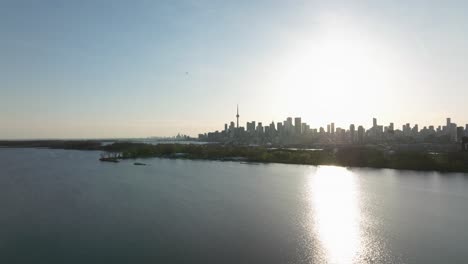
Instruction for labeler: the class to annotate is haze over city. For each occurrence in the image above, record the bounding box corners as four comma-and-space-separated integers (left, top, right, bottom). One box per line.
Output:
2, 0, 468, 138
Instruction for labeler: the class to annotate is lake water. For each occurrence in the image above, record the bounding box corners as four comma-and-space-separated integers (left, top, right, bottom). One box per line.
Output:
1, 148, 468, 263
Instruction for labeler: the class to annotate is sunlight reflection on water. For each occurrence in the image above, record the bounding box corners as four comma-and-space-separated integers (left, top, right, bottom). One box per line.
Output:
308, 166, 361, 264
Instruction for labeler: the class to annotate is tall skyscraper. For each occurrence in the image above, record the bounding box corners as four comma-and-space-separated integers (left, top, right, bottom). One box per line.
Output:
357, 126, 364, 144
302, 123, 309, 134
449, 123, 457, 142
236, 105, 239, 128
257, 122, 263, 133
246, 122, 253, 133
277, 122, 283, 133
331, 123, 335, 135
350, 124, 355, 143
404, 123, 411, 136
373, 118, 377, 128
269, 122, 276, 132
457, 126, 464, 142
286, 117, 293, 133
294, 117, 302, 134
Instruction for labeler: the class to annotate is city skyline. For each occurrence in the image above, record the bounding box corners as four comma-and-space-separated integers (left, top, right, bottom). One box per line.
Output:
2, 1, 468, 139
1, 105, 468, 139
224, 105, 468, 133
200, 105, 468, 144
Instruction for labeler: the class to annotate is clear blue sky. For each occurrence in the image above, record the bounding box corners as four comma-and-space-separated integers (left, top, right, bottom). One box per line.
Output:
1, 0, 468, 139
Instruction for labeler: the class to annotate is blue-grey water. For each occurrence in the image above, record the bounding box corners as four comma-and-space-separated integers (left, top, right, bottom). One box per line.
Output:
1, 148, 468, 263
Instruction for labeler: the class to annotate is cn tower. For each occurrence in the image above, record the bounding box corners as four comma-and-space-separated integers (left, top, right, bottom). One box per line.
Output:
236, 104, 239, 128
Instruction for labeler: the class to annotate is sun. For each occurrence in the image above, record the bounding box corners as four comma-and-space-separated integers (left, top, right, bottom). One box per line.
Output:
266, 15, 396, 126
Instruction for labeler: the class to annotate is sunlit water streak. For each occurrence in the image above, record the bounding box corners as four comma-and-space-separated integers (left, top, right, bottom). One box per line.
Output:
308, 166, 361, 264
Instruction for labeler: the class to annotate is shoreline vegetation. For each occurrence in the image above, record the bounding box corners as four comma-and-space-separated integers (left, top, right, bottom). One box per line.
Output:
1, 140, 467, 173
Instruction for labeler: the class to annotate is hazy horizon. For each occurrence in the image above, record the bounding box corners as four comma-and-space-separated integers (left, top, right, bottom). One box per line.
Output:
2, 1, 468, 139
0, 114, 465, 140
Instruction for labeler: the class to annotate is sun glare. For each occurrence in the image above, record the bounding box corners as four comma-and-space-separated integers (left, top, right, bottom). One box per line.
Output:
308, 166, 362, 263
268, 15, 395, 125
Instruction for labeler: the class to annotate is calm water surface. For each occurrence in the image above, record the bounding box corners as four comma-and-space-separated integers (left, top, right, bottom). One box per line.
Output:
1, 148, 468, 263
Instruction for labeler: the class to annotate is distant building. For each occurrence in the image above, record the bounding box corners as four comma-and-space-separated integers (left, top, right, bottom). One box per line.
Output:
357, 126, 365, 144
286, 117, 293, 134
403, 123, 411, 136
246, 121, 256, 133
236, 105, 240, 128
377, 125, 384, 134
302, 123, 309, 134
256, 122, 263, 133
449, 123, 457, 142
294, 117, 302, 134
462, 137, 468, 152
457, 127, 464, 142
389, 122, 394, 133
277, 122, 283, 133
331, 123, 335, 135
269, 122, 276, 133
350, 124, 355, 143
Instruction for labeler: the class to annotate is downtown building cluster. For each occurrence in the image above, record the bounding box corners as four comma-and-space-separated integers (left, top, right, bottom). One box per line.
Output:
198, 108, 468, 146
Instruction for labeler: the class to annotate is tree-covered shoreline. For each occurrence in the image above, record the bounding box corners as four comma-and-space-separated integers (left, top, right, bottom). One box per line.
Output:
1, 140, 467, 173
104, 142, 468, 172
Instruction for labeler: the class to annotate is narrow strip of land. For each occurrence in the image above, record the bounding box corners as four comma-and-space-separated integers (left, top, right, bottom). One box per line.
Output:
1, 140, 468, 173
